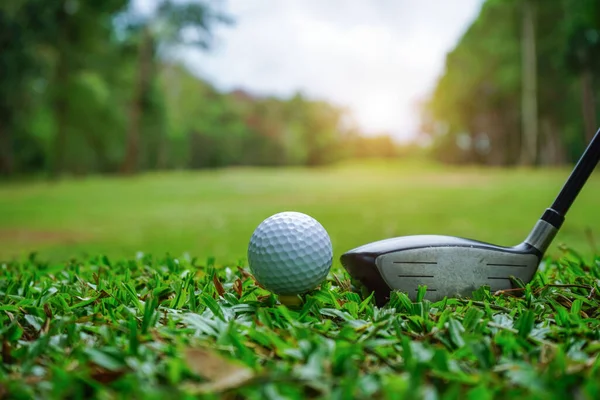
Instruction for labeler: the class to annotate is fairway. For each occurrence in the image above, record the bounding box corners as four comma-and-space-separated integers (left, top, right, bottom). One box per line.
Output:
1, 160, 599, 264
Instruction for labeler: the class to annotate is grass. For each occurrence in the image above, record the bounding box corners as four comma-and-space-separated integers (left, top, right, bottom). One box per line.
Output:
0, 160, 599, 262
1, 247, 600, 398
1, 160, 600, 398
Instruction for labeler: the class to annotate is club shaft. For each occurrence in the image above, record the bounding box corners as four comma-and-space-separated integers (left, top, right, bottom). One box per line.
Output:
542, 127, 600, 228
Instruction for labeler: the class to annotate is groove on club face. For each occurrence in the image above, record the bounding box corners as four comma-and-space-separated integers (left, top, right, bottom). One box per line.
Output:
486, 263, 528, 267
376, 244, 540, 302
393, 261, 437, 265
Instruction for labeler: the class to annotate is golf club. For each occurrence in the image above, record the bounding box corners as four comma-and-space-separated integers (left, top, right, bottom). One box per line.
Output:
341, 127, 600, 305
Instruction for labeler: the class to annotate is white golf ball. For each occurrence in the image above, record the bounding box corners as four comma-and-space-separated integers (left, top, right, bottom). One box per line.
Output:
247, 211, 333, 295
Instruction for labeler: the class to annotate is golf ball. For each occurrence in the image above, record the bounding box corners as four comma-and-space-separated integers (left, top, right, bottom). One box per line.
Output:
247, 211, 333, 295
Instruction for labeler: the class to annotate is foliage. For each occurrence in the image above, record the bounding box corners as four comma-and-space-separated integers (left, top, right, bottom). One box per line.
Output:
422, 0, 600, 166
0, 0, 399, 178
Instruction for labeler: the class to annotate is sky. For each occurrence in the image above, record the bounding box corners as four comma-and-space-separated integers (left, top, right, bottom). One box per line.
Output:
136, 0, 484, 141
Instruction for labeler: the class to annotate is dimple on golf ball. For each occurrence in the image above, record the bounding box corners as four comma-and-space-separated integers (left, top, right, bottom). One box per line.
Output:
247, 211, 333, 295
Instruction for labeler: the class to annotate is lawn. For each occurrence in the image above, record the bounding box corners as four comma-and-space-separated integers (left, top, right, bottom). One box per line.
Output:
1, 160, 600, 399
1, 160, 599, 263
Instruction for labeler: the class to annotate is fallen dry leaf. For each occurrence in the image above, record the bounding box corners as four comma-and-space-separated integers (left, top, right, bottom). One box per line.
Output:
236, 267, 265, 288
43, 304, 52, 319
89, 366, 126, 384
233, 278, 243, 298
244, 341, 272, 358
183, 348, 254, 394
566, 356, 598, 374
212, 275, 225, 297
2, 340, 12, 365
41, 304, 52, 334
333, 273, 351, 292
236, 266, 253, 279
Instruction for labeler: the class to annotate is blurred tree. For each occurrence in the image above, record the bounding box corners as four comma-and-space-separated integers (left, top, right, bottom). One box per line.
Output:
244, 96, 288, 166
534, 0, 575, 165
120, 0, 232, 174
304, 100, 347, 166
346, 135, 398, 158
1, 0, 128, 177
0, 2, 40, 175
424, 0, 522, 166
44, 0, 128, 177
422, 0, 599, 166
0, 0, 401, 177
520, 0, 538, 165
563, 0, 600, 144
281, 93, 349, 166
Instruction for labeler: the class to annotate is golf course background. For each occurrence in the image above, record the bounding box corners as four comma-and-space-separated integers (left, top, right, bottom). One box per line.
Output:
1, 159, 599, 264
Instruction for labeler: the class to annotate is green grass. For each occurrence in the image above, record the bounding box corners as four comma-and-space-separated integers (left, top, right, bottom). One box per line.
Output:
1, 160, 600, 398
1, 246, 600, 398
1, 160, 599, 262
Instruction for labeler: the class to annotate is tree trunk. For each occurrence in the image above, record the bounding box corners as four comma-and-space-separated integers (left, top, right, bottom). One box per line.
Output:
539, 118, 566, 166
121, 27, 153, 174
581, 68, 597, 144
157, 64, 178, 170
520, 0, 538, 166
0, 120, 13, 176
50, 56, 69, 179
508, 108, 522, 166
157, 137, 169, 169
82, 129, 111, 173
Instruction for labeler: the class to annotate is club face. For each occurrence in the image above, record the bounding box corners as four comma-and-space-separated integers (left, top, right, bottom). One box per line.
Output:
341, 235, 542, 305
